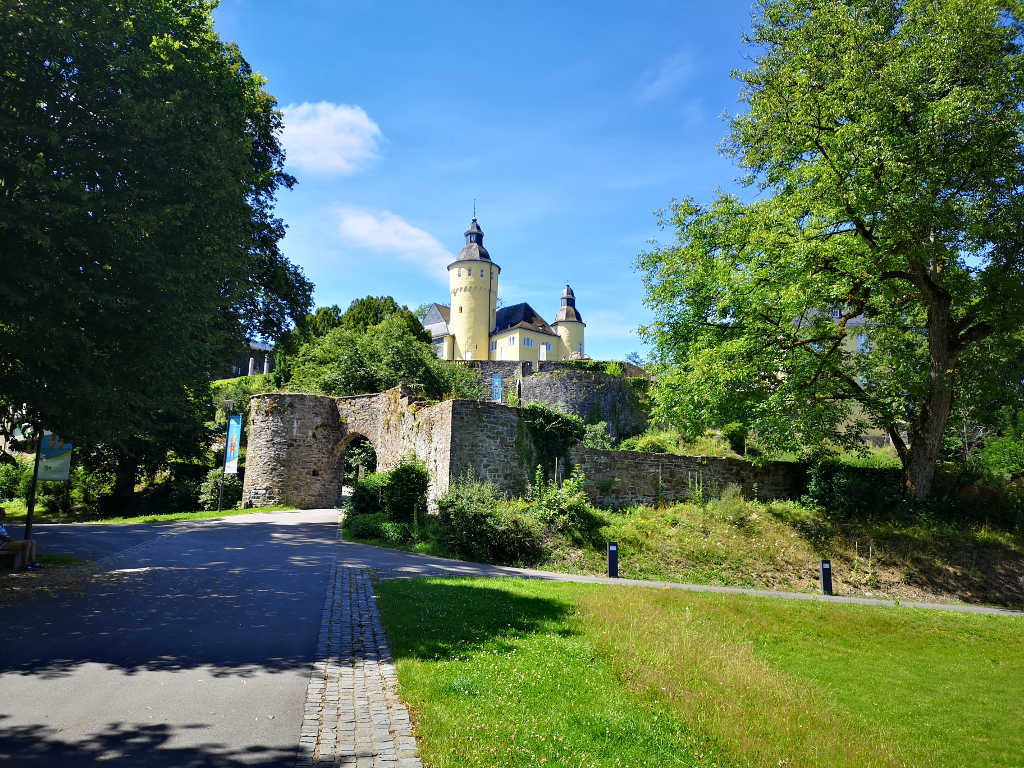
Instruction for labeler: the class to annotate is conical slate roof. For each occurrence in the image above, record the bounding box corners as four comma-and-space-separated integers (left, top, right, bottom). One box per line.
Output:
452, 217, 492, 263
555, 283, 583, 323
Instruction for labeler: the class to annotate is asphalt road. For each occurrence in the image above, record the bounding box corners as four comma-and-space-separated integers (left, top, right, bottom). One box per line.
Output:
1, 509, 339, 768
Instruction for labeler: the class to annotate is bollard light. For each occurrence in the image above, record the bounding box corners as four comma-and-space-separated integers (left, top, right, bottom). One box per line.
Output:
820, 559, 833, 596
607, 542, 618, 578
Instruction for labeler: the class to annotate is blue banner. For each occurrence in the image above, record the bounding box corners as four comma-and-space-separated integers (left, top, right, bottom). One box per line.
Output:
225, 414, 242, 475
492, 374, 503, 402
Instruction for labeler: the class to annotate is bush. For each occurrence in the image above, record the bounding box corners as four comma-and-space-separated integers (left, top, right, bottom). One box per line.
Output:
198, 468, 243, 511
0, 458, 29, 500
437, 476, 543, 564
582, 422, 615, 450
381, 459, 429, 525
379, 520, 412, 545
167, 477, 201, 512
802, 459, 903, 519
344, 511, 388, 540
619, 432, 674, 453
348, 471, 389, 516
531, 467, 600, 541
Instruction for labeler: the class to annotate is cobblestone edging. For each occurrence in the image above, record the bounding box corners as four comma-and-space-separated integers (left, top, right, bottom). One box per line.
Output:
297, 564, 422, 768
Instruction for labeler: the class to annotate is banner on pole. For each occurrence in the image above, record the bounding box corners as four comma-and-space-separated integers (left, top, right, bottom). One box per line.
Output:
225, 414, 242, 475
38, 431, 72, 481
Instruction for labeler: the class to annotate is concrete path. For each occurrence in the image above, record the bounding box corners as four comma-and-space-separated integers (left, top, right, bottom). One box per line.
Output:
1, 510, 341, 767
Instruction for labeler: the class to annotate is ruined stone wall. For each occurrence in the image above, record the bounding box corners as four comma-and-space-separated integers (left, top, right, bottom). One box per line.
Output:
447, 400, 540, 496
243, 388, 803, 513
520, 369, 647, 439
243, 387, 454, 510
568, 446, 805, 508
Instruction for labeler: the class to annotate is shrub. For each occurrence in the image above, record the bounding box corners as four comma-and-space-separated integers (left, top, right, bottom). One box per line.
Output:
167, 477, 201, 512
582, 422, 615, 450
344, 511, 388, 540
619, 432, 674, 453
347, 458, 429, 526
437, 476, 543, 564
0, 458, 29, 500
802, 459, 903, 519
381, 459, 429, 525
532, 467, 599, 541
379, 520, 412, 545
198, 468, 243, 511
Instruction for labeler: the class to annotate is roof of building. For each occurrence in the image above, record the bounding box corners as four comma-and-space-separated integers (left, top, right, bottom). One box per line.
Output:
494, 302, 558, 337
451, 217, 495, 265
421, 303, 451, 340
554, 283, 583, 324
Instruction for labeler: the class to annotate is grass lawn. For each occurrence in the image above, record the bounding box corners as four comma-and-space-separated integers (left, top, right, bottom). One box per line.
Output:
0, 499, 293, 525
375, 577, 1024, 768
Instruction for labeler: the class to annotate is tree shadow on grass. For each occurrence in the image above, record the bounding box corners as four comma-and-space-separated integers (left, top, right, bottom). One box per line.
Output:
0, 717, 296, 768
374, 577, 575, 661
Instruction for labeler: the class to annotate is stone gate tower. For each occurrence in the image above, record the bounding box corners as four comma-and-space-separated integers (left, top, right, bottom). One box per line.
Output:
446, 217, 500, 360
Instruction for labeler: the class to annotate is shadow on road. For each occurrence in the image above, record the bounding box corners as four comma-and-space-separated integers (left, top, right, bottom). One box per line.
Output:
2, 520, 336, 679
0, 716, 295, 768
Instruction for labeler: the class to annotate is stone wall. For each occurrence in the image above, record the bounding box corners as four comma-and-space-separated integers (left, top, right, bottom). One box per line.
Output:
520, 369, 647, 439
456, 360, 533, 403
243, 388, 803, 513
569, 446, 806, 508
242, 387, 455, 510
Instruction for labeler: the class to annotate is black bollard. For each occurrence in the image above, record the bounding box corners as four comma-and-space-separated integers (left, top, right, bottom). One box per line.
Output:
607, 542, 618, 578
820, 559, 833, 596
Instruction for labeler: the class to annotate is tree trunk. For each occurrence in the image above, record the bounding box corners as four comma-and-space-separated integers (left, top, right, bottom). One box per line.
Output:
112, 452, 138, 499
903, 280, 958, 500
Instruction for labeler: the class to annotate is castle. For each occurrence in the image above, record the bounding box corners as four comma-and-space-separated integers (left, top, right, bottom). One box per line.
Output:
420, 217, 586, 364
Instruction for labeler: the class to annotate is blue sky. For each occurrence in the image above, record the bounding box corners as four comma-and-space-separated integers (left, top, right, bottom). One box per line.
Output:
213, 0, 755, 361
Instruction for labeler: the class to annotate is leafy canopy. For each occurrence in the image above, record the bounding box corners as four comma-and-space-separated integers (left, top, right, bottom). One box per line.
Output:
0, 0, 312, 452
638, 0, 1024, 497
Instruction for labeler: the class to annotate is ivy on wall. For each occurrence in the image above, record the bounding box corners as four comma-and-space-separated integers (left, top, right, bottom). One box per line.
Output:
517, 402, 585, 479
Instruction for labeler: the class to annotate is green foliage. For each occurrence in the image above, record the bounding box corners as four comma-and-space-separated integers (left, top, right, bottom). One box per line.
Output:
637, 0, 1024, 499
0, 0, 311, 454
379, 520, 413, 546
550, 360, 627, 376
720, 422, 748, 455
198, 469, 243, 511
380, 459, 429, 525
0, 458, 30, 501
531, 467, 599, 541
344, 511, 388, 540
803, 460, 905, 520
344, 438, 377, 486
287, 315, 482, 400
506, 388, 519, 407
582, 422, 615, 450
436, 476, 544, 564
347, 471, 389, 517
519, 402, 585, 478
210, 374, 277, 427
347, 458, 429, 526
340, 296, 431, 342
619, 432, 674, 454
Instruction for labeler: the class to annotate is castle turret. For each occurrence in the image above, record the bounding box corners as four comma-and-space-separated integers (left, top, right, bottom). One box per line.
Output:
553, 284, 585, 359
447, 217, 500, 360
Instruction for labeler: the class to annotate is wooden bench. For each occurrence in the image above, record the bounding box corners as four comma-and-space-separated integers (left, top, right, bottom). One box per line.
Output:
0, 547, 19, 571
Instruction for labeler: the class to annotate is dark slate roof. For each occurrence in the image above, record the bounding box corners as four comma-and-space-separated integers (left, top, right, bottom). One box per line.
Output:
494, 303, 558, 337
554, 283, 583, 324
421, 303, 451, 340
452, 217, 493, 264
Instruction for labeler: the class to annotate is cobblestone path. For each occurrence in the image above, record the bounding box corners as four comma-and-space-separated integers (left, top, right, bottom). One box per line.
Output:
298, 564, 422, 768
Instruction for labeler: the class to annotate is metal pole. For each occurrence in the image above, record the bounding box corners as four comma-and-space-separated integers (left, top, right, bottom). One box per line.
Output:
23, 429, 41, 541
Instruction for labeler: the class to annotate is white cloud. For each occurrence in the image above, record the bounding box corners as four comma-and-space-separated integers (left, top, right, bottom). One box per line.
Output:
282, 102, 382, 174
335, 207, 453, 276
637, 52, 693, 103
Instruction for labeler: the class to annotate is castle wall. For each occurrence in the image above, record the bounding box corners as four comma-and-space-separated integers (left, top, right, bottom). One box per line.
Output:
520, 368, 646, 438
242, 387, 454, 510
569, 446, 805, 508
456, 360, 533, 402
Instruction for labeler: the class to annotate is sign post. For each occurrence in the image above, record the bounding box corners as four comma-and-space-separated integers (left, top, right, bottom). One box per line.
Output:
607, 542, 618, 578
24, 430, 72, 541
820, 559, 833, 596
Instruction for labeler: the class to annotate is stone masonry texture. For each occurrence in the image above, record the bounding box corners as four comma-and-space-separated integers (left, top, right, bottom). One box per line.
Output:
243, 387, 806, 511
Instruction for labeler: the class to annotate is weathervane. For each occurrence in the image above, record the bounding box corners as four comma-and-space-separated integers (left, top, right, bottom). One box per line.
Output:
473, 198, 477, 218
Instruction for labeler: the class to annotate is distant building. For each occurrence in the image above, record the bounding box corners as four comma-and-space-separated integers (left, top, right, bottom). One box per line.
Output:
221, 341, 275, 379
423, 217, 587, 364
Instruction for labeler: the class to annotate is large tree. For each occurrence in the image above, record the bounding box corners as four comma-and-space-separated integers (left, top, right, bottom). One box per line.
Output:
638, 0, 1024, 498
0, 0, 312, 469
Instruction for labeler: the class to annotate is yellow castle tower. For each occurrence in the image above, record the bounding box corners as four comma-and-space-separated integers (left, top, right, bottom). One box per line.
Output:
447, 217, 500, 360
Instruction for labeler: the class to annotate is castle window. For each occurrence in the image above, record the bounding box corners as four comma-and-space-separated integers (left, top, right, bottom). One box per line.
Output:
457, 268, 462, 277
524, 337, 534, 348
480, 268, 484, 277
543, 343, 552, 352
508, 336, 515, 346
458, 306, 463, 313
578, 343, 584, 355
490, 340, 497, 351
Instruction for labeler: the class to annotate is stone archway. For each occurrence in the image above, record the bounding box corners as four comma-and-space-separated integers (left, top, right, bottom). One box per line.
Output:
341, 433, 377, 487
